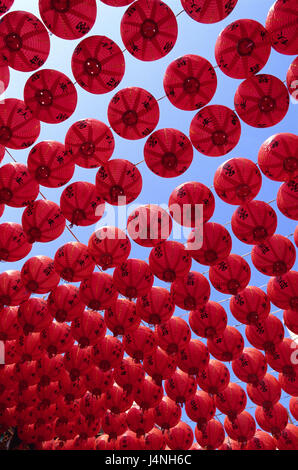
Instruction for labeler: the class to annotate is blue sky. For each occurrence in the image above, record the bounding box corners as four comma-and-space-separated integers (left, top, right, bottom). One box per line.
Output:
1, 0, 298, 431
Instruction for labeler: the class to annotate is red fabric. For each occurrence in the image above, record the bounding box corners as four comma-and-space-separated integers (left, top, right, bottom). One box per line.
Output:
40, 321, 74, 356
24, 69, 78, 124
149, 241, 192, 283
22, 199, 66, 243
187, 222, 232, 265
232, 347, 267, 385
0, 222, 32, 262
215, 19, 271, 79
246, 315, 284, 353
0, 162, 39, 207
104, 298, 140, 336
141, 427, 166, 450
274, 424, 298, 450
127, 204, 172, 247
169, 181, 215, 227
177, 339, 209, 376
88, 227, 131, 270
231, 200, 277, 244
47, 284, 85, 323
156, 317, 190, 356
123, 325, 156, 361
265, 0, 298, 55
108, 87, 159, 139
114, 357, 144, 394
197, 360, 230, 395
214, 157, 262, 205
63, 345, 92, 381
65, 118, 115, 168
209, 254, 251, 295
255, 403, 288, 436
163, 54, 217, 110
0, 270, 30, 307
165, 370, 196, 405
0, 11, 50, 71
0, 99, 40, 149
207, 326, 244, 362
195, 419, 225, 450
267, 271, 298, 311
71, 310, 106, 347
277, 178, 298, 220
79, 272, 118, 310
230, 286, 270, 325
247, 373, 281, 409
134, 376, 163, 410
287, 56, 298, 100
0, 306, 21, 340
171, 271, 210, 310
246, 430, 276, 450
120, 0, 177, 61
224, 411, 256, 443
113, 258, 154, 299
258, 132, 298, 182
0, 0, 14, 15
153, 397, 181, 430
84, 366, 113, 396
92, 335, 124, 371
96, 159, 142, 205
190, 105, 241, 156
165, 421, 194, 450
189, 300, 227, 338
60, 181, 105, 226
126, 406, 154, 437
251, 234, 296, 276
182, 0, 238, 24
185, 390, 216, 429
234, 74, 289, 128
136, 286, 175, 325
28, 141, 74, 188
0, 62, 9, 94
39, 0, 97, 40
72, 35, 125, 94
116, 430, 143, 450
101, 0, 133, 5
284, 308, 298, 335
54, 242, 95, 282
21, 256, 60, 294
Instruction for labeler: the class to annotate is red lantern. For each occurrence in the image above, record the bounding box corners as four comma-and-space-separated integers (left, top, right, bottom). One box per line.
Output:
0, 270, 30, 308
24, 69, 77, 124
141, 427, 166, 450
156, 317, 191, 355
232, 347, 267, 385
284, 309, 298, 335
274, 424, 298, 450
71, 310, 106, 347
12, 361, 38, 391
123, 325, 156, 361
136, 286, 175, 325
290, 397, 298, 421
0, 306, 21, 340
190, 105, 241, 157
95, 434, 116, 450
195, 419, 225, 450
265, 0, 298, 55
234, 74, 289, 128
120, 0, 177, 61
39, 0, 97, 40
207, 326, 244, 362
0, 11, 50, 72
230, 286, 271, 326
153, 396, 181, 430
113, 259, 154, 299
189, 300, 227, 338
21, 256, 60, 294
0, 98, 40, 149
60, 182, 105, 227
246, 315, 284, 353
177, 339, 210, 376
0, 62, 9, 98
209, 254, 251, 295
101, 0, 134, 5
47, 284, 85, 323
165, 421, 193, 450
22, 199, 66, 243
0, 163, 39, 207
277, 178, 298, 220
187, 223, 232, 266
134, 376, 163, 410
214, 157, 262, 205
108, 87, 159, 139
171, 271, 210, 310
143, 347, 177, 385
215, 19, 271, 79
84, 366, 113, 397
0, 223, 32, 262
88, 227, 131, 270
295, 226, 298, 248
92, 335, 124, 371
247, 373, 281, 409
224, 411, 256, 443
40, 321, 74, 357
267, 271, 298, 311
104, 384, 133, 414
279, 372, 298, 396
126, 406, 154, 437
17, 298, 52, 335
181, 0, 238, 24
104, 298, 140, 336
165, 370, 196, 406
197, 360, 230, 395
114, 357, 144, 394
144, 127, 194, 178
101, 411, 128, 440
65, 118, 114, 169
71, 35, 125, 94
231, 200, 277, 244
163, 54, 217, 111
127, 204, 172, 247
149, 241, 192, 283
185, 390, 216, 429
58, 371, 87, 403
266, 338, 298, 377
15, 332, 44, 362
287, 56, 298, 101
169, 181, 215, 227
79, 272, 118, 311
0, 1, 14, 15
258, 133, 298, 182
246, 430, 276, 450
255, 403, 288, 437
54, 242, 95, 282
35, 354, 64, 387
116, 430, 142, 450
63, 345, 92, 381
96, 159, 142, 205
251, 234, 296, 276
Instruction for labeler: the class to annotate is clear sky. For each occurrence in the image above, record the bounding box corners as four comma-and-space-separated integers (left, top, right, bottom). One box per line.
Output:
1, 0, 298, 430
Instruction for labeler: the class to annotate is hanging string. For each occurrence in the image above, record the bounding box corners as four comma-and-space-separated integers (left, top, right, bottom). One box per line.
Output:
176, 9, 185, 18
